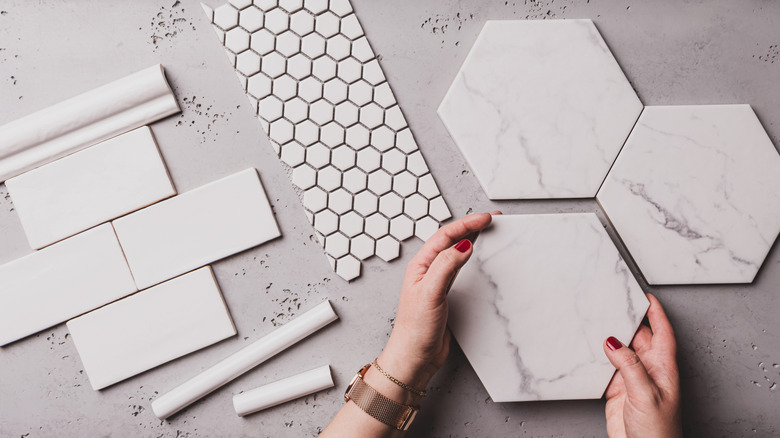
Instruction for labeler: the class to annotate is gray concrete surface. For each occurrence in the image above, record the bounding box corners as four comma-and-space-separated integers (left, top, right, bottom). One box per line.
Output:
1, 0, 779, 436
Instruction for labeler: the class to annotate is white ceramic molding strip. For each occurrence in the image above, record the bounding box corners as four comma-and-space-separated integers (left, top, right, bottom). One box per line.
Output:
112, 168, 280, 289
0, 64, 180, 182
67, 266, 237, 390
6, 126, 176, 249
202, 0, 452, 281
233, 364, 334, 417
0, 224, 137, 346
151, 300, 338, 419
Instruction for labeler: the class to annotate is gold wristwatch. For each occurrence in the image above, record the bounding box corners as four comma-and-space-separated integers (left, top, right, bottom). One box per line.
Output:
344, 363, 419, 431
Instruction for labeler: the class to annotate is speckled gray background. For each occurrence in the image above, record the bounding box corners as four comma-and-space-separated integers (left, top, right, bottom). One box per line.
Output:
1, 0, 779, 437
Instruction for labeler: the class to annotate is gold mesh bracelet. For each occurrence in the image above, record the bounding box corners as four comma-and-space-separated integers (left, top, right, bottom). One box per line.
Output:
344, 364, 418, 431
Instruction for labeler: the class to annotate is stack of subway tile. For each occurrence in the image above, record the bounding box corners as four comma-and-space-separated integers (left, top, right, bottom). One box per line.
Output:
0, 65, 281, 391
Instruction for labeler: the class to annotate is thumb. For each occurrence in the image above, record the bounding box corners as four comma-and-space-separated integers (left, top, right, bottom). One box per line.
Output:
422, 239, 473, 300
604, 336, 655, 400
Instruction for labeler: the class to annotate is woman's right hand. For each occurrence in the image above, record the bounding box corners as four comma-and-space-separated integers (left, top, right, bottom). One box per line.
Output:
603, 294, 683, 438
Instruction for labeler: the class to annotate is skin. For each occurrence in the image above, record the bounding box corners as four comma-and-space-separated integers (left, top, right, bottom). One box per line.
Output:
321, 213, 682, 437
603, 294, 683, 438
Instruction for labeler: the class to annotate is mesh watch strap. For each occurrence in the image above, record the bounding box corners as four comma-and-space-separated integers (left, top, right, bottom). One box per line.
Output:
345, 364, 418, 431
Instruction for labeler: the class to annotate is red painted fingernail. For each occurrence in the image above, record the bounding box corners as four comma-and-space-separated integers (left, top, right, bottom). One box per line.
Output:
606, 336, 623, 351
454, 239, 471, 253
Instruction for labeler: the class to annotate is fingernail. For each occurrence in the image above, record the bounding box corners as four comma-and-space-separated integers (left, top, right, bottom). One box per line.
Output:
454, 239, 471, 253
606, 336, 622, 351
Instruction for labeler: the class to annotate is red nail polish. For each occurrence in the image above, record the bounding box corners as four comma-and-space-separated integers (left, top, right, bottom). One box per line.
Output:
454, 239, 471, 253
606, 336, 623, 351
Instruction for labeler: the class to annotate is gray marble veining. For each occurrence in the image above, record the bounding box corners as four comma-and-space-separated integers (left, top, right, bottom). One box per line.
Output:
438, 19, 642, 200
598, 105, 780, 285
449, 214, 648, 401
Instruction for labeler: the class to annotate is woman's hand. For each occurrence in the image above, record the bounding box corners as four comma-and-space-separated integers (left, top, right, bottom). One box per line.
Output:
321, 213, 495, 438
377, 212, 495, 392
603, 294, 683, 438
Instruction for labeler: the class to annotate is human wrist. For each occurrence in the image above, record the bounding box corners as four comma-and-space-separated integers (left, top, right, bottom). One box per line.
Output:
376, 343, 438, 393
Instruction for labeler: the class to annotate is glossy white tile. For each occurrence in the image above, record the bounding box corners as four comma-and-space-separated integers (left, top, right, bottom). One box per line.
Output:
67, 267, 236, 390
203, 0, 452, 280
438, 20, 642, 199
6, 126, 175, 249
449, 214, 648, 401
112, 168, 280, 289
233, 365, 334, 416
0, 65, 179, 182
0, 224, 137, 346
150, 300, 338, 419
598, 105, 780, 284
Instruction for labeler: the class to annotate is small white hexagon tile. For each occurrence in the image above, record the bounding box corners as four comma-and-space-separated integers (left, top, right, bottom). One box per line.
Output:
598, 105, 780, 285
203, 0, 451, 281
438, 19, 642, 200
449, 214, 649, 401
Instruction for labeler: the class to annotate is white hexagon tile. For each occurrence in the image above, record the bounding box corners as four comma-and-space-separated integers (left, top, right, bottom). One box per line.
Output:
598, 105, 780, 285
438, 19, 642, 200
449, 214, 649, 401
202, 0, 451, 280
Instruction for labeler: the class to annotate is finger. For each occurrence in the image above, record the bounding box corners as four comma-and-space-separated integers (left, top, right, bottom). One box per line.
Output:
421, 238, 474, 302
466, 211, 501, 246
646, 294, 677, 353
603, 336, 656, 401
409, 214, 492, 273
604, 368, 625, 399
630, 324, 653, 354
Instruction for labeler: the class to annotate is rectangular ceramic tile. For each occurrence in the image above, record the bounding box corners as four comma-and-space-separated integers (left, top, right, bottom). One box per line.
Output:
203, 1, 452, 281
67, 266, 236, 390
112, 168, 280, 289
0, 224, 137, 346
0, 65, 180, 182
6, 126, 176, 249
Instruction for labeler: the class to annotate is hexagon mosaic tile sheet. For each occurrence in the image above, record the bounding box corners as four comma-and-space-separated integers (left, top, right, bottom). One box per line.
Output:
438, 19, 643, 200
598, 105, 780, 285
449, 214, 649, 401
202, 0, 451, 280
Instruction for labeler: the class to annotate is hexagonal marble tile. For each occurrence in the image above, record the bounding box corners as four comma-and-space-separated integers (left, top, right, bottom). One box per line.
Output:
449, 214, 649, 401
438, 19, 642, 200
598, 105, 780, 285
203, 0, 452, 281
